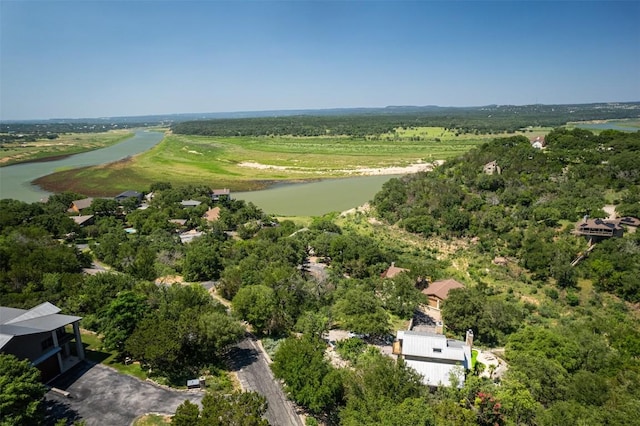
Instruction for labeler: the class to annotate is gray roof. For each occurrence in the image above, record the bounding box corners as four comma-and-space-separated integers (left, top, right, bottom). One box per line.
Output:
396, 330, 471, 387
69, 197, 94, 211
0, 302, 81, 350
71, 215, 94, 226
397, 330, 469, 362
115, 190, 142, 199
180, 200, 202, 207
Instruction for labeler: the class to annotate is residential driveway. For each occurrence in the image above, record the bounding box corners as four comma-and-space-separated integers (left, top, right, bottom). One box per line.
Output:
45, 362, 203, 426
227, 337, 302, 426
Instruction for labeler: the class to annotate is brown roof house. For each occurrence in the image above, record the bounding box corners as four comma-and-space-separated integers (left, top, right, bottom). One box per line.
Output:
68, 197, 94, 214
380, 262, 409, 279
422, 279, 465, 310
574, 217, 624, 241
203, 206, 221, 222
1, 302, 85, 382
618, 216, 640, 228
211, 188, 231, 202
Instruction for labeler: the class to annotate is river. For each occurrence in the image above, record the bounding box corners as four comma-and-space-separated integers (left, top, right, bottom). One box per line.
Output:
235, 174, 395, 216
0, 130, 165, 203
0, 130, 396, 215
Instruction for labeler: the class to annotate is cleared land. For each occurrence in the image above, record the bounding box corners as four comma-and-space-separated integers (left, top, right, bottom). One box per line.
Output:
0, 130, 134, 166
35, 127, 542, 194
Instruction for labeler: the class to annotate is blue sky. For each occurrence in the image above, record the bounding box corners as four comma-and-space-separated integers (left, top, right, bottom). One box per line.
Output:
1, 1, 639, 120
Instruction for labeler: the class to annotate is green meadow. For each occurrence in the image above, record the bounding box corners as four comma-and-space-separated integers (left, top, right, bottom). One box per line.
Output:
36, 127, 539, 195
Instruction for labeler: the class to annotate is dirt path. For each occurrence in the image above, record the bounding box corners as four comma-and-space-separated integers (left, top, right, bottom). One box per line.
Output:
603, 205, 617, 220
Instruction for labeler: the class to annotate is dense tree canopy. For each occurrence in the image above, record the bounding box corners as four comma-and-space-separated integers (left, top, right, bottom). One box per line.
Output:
0, 354, 47, 426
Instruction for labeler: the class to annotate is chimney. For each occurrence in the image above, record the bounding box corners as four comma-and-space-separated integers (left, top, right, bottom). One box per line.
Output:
465, 329, 474, 348
435, 321, 443, 334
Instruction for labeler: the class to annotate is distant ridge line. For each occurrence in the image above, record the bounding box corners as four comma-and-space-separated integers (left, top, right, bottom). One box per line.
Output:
2, 101, 639, 124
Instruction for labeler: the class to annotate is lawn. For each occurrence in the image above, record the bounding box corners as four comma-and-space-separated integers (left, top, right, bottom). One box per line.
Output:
132, 414, 171, 425
0, 130, 134, 166
81, 331, 148, 381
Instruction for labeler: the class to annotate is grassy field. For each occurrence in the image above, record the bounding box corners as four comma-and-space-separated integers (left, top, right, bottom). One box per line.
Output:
0, 130, 134, 167
35, 127, 546, 195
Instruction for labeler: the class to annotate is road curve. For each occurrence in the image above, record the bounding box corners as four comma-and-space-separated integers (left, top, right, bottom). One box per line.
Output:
227, 337, 302, 426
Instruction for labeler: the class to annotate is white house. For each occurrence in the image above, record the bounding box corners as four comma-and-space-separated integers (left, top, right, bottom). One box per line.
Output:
393, 330, 473, 387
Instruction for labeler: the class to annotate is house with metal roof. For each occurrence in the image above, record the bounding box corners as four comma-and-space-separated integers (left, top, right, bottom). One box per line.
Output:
114, 190, 143, 203
393, 330, 472, 387
180, 199, 202, 208
1, 302, 85, 382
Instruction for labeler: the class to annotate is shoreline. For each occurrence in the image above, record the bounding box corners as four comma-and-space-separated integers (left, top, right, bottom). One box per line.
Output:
237, 160, 445, 176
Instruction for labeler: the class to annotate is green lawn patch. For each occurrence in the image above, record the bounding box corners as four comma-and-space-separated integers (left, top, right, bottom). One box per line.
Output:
81, 330, 148, 381
132, 413, 171, 425
471, 349, 479, 370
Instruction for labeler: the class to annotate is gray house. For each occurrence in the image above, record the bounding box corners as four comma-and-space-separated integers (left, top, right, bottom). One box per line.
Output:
393, 330, 472, 387
1, 302, 85, 382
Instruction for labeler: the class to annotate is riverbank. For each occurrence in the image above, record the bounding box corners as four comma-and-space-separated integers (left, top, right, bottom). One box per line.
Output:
0, 130, 165, 202
0, 130, 134, 167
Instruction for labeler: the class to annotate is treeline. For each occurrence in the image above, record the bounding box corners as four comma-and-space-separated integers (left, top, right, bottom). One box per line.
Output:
0, 122, 149, 144
172, 103, 640, 137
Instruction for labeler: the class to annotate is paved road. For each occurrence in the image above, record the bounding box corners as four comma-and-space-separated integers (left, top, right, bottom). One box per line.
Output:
45, 362, 202, 426
227, 337, 302, 426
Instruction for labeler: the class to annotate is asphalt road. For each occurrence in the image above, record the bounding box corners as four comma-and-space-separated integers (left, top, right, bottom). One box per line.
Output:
227, 337, 303, 426
45, 362, 203, 426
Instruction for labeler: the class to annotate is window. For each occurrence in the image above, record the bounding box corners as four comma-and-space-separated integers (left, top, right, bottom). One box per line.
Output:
41, 336, 54, 351
433, 348, 442, 353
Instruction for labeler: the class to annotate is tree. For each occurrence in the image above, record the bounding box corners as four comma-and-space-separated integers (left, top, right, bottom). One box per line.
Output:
232, 285, 278, 335
376, 274, 425, 318
125, 315, 182, 374
88, 198, 119, 216
340, 350, 427, 425
495, 375, 540, 426
271, 336, 343, 414
199, 391, 269, 426
333, 286, 389, 336
0, 354, 46, 426
441, 287, 483, 338
182, 238, 225, 282
172, 400, 200, 425
100, 290, 148, 356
